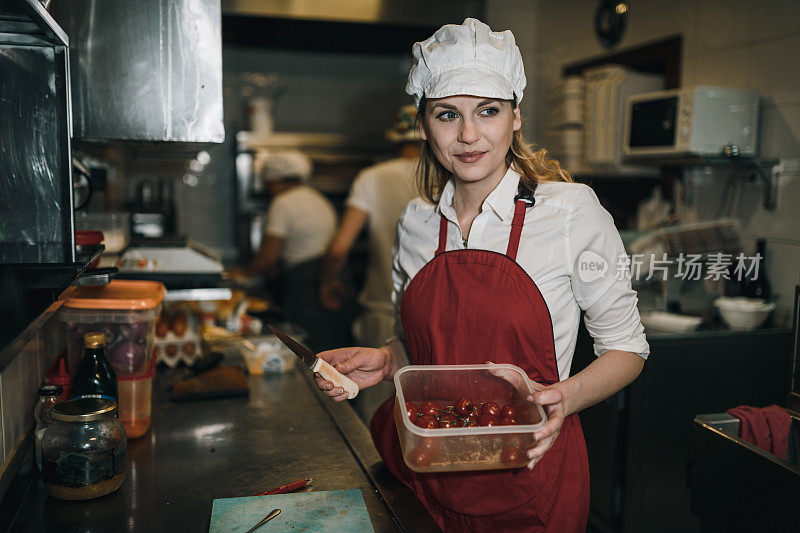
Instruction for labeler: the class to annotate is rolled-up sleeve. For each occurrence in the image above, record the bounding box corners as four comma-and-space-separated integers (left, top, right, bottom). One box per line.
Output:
386, 205, 413, 367
567, 187, 649, 359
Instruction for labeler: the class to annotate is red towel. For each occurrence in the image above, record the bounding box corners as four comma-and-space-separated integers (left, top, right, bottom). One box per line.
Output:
726, 404, 791, 460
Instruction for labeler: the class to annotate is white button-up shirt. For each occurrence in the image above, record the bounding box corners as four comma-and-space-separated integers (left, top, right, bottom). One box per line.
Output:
391, 168, 649, 381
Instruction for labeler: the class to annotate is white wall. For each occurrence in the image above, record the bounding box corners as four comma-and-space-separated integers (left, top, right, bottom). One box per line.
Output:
488, 0, 800, 321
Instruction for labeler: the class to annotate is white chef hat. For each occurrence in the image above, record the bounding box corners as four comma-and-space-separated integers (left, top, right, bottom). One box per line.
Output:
260, 150, 313, 183
385, 104, 422, 143
406, 18, 526, 108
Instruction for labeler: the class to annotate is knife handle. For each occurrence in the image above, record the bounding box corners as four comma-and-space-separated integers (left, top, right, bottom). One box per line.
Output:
311, 358, 359, 400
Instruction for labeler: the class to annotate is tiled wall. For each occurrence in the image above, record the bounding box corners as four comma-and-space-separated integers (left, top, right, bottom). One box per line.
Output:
487, 0, 800, 321
0, 319, 62, 480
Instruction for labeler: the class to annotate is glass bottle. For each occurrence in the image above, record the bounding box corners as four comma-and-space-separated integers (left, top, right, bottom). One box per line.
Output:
71, 332, 118, 402
34, 385, 63, 471
741, 239, 772, 300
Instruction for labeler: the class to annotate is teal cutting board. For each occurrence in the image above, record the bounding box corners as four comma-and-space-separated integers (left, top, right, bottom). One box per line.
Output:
209, 489, 375, 532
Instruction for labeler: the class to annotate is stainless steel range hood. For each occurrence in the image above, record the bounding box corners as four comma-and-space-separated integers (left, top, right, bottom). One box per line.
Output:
50, 0, 224, 144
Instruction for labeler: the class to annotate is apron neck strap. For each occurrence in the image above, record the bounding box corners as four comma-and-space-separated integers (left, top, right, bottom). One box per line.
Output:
505, 199, 528, 261
436, 199, 529, 259
435, 213, 448, 256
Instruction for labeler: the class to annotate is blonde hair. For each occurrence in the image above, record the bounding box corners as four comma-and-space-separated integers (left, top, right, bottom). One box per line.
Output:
416, 99, 572, 203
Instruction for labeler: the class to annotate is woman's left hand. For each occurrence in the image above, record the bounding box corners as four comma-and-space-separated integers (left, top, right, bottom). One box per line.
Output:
525, 384, 566, 469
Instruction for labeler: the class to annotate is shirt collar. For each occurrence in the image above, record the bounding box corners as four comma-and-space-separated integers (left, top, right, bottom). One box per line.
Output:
428, 167, 521, 223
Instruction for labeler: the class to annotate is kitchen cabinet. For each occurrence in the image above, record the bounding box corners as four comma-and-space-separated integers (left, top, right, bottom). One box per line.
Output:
573, 325, 793, 532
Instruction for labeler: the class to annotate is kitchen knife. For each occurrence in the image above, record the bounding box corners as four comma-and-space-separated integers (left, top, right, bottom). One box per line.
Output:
269, 325, 359, 399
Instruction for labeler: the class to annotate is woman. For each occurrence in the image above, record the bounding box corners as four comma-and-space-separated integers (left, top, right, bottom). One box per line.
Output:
315, 18, 649, 532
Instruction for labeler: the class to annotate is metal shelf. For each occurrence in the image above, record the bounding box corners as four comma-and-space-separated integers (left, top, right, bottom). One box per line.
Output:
624, 155, 782, 210
0, 0, 68, 47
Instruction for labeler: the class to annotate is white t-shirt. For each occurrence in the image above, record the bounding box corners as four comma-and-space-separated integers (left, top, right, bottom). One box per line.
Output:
346, 158, 417, 313
392, 167, 649, 381
264, 185, 337, 268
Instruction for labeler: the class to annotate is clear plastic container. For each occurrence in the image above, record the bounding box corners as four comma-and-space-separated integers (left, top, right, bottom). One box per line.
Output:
118, 377, 153, 439
393, 364, 547, 473
60, 280, 165, 377
75, 211, 130, 254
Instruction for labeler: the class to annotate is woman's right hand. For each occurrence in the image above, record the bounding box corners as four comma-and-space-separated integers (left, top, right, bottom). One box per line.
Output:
314, 346, 396, 402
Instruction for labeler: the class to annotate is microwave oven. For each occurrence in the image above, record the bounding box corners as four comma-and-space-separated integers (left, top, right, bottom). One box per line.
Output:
623, 86, 759, 159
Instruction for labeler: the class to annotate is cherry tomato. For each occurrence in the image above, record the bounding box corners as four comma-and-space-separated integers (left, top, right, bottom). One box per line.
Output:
405, 402, 420, 421
455, 397, 475, 417
437, 415, 458, 428
463, 411, 480, 427
480, 401, 501, 417
500, 416, 517, 426
501, 446, 523, 464
420, 401, 441, 417
500, 404, 517, 419
415, 414, 437, 429
407, 445, 434, 467
478, 414, 499, 427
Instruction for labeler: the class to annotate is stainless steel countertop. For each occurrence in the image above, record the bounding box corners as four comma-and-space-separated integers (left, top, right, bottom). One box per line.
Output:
8, 366, 438, 532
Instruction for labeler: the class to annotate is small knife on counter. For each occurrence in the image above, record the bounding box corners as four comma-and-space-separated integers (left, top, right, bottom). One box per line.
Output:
269, 325, 359, 400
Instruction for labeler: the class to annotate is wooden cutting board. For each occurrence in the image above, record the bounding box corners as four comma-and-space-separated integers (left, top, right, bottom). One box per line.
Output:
209, 489, 374, 532
170, 365, 249, 402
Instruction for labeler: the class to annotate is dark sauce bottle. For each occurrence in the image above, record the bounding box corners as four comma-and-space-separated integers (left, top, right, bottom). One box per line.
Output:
71, 332, 118, 402
741, 239, 772, 300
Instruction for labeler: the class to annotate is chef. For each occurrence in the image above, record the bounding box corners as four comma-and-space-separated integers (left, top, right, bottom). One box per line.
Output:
320, 104, 422, 349
314, 19, 649, 532
319, 106, 421, 421
229, 150, 348, 350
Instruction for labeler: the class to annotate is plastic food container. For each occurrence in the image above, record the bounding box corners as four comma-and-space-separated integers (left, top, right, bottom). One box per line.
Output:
240, 335, 296, 376
41, 398, 126, 500
75, 211, 130, 254
75, 230, 104, 268
118, 373, 153, 439
393, 364, 547, 473
60, 280, 166, 376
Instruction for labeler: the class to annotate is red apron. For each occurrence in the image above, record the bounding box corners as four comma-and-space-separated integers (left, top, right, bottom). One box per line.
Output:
371, 199, 590, 532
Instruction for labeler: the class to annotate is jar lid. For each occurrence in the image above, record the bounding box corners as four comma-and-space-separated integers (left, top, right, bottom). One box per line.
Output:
51, 398, 117, 422
38, 385, 63, 397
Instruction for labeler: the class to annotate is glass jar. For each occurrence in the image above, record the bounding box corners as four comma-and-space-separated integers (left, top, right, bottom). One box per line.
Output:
34, 385, 63, 471
41, 398, 127, 501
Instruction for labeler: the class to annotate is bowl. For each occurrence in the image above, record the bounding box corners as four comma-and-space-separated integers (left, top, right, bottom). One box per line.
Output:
640, 311, 703, 333
393, 364, 547, 473
714, 297, 775, 331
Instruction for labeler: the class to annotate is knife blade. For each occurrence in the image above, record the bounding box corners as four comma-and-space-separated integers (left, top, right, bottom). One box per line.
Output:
269, 325, 359, 400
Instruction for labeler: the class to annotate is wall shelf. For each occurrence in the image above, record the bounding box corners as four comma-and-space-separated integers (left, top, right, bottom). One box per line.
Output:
627, 155, 781, 211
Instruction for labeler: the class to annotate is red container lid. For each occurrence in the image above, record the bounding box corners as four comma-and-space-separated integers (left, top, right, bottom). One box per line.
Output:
64, 280, 166, 310
75, 230, 104, 246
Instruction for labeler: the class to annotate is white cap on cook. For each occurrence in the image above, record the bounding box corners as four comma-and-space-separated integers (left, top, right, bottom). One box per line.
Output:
405, 18, 526, 108
261, 150, 313, 183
